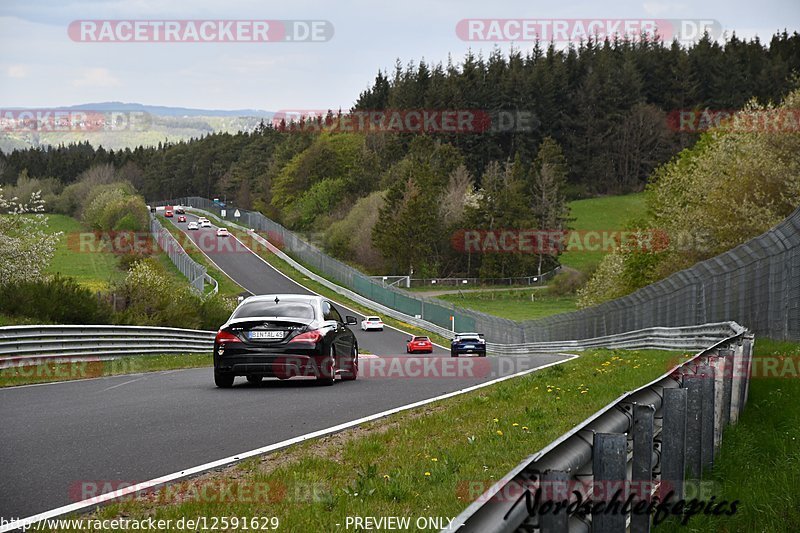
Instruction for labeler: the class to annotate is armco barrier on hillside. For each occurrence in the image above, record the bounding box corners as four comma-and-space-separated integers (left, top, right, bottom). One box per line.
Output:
149, 213, 211, 294
450, 323, 752, 532
165, 197, 799, 343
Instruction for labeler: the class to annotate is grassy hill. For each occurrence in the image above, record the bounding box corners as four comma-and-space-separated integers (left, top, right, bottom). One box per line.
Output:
43, 214, 187, 292
559, 192, 648, 273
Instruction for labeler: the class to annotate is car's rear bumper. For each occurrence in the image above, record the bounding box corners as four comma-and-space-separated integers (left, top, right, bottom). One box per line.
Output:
451, 347, 487, 356
214, 345, 329, 377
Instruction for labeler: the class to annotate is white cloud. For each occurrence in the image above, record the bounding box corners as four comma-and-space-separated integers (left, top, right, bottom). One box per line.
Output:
72, 67, 120, 87
7, 64, 28, 78
643, 2, 688, 16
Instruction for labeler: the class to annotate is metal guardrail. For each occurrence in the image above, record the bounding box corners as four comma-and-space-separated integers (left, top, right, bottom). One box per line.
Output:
0, 325, 215, 367
449, 322, 752, 532
486, 322, 744, 355
149, 213, 207, 294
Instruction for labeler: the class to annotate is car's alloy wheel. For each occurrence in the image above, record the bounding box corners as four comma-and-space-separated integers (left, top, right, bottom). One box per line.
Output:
317, 346, 336, 386
341, 344, 358, 381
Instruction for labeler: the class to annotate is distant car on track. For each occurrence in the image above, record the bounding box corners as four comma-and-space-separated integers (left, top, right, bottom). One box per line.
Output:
360, 316, 384, 331
451, 332, 486, 357
187, 221, 198, 230
406, 336, 433, 354
175, 206, 185, 214
164, 210, 173, 217
200, 220, 212, 228
216, 227, 229, 237
177, 215, 187, 222
213, 294, 359, 387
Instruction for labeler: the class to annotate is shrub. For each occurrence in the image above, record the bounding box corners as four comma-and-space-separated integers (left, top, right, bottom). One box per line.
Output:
198, 294, 237, 330
0, 275, 111, 324
547, 269, 588, 296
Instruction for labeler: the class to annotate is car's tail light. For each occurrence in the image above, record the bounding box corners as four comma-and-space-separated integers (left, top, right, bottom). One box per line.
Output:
288, 329, 323, 344
215, 330, 241, 343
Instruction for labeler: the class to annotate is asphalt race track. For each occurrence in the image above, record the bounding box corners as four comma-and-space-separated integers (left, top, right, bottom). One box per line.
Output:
167, 212, 448, 357
0, 212, 569, 522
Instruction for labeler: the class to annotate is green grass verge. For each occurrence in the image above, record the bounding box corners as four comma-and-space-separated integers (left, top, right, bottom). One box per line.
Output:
60, 348, 679, 532
560, 192, 648, 273
44, 214, 125, 292
660, 338, 800, 532
436, 290, 577, 321
158, 216, 245, 298
0, 354, 212, 388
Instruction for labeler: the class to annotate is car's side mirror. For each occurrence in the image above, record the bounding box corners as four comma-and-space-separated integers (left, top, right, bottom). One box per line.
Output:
345, 316, 358, 325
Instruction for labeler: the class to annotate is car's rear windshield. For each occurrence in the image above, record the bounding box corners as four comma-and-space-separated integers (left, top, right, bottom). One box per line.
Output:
413, 336, 430, 341
367, 317, 381, 321
232, 302, 315, 320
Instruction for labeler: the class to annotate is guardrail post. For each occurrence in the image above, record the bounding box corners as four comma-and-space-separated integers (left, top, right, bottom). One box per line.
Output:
592, 433, 627, 533
539, 470, 569, 533
631, 404, 655, 533
719, 349, 733, 429
729, 341, 745, 424
699, 365, 716, 471
684, 372, 703, 478
660, 387, 687, 501
742, 334, 754, 407
710, 355, 724, 451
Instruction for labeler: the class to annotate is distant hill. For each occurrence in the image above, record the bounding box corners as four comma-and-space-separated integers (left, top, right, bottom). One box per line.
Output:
4, 101, 275, 118
0, 102, 276, 152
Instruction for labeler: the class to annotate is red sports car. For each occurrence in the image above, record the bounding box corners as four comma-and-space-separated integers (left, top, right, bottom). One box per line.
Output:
406, 336, 433, 354
165, 210, 173, 217
177, 215, 187, 222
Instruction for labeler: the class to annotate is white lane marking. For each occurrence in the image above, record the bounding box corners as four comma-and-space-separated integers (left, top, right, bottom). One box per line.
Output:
98, 377, 144, 392
0, 368, 208, 391
166, 215, 252, 296
0, 353, 577, 533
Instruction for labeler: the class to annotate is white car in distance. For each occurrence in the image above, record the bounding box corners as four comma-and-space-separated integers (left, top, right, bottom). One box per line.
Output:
216, 227, 229, 237
200, 220, 213, 228
360, 316, 384, 331
187, 221, 199, 230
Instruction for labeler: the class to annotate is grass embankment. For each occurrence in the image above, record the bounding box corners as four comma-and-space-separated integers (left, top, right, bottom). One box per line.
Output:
44, 214, 125, 292
43, 214, 195, 293
660, 338, 800, 532
158, 215, 245, 298
0, 354, 212, 388
560, 192, 648, 273
61, 348, 679, 532
437, 290, 578, 321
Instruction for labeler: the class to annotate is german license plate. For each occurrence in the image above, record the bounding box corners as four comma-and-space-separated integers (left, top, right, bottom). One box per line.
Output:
249, 330, 284, 340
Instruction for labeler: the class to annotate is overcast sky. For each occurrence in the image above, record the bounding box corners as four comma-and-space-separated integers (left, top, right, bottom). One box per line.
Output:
1, 0, 798, 111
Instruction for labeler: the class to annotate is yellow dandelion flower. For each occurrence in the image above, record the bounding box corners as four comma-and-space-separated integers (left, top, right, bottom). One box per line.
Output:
496, 430, 504, 436
512, 423, 519, 427
424, 472, 431, 476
